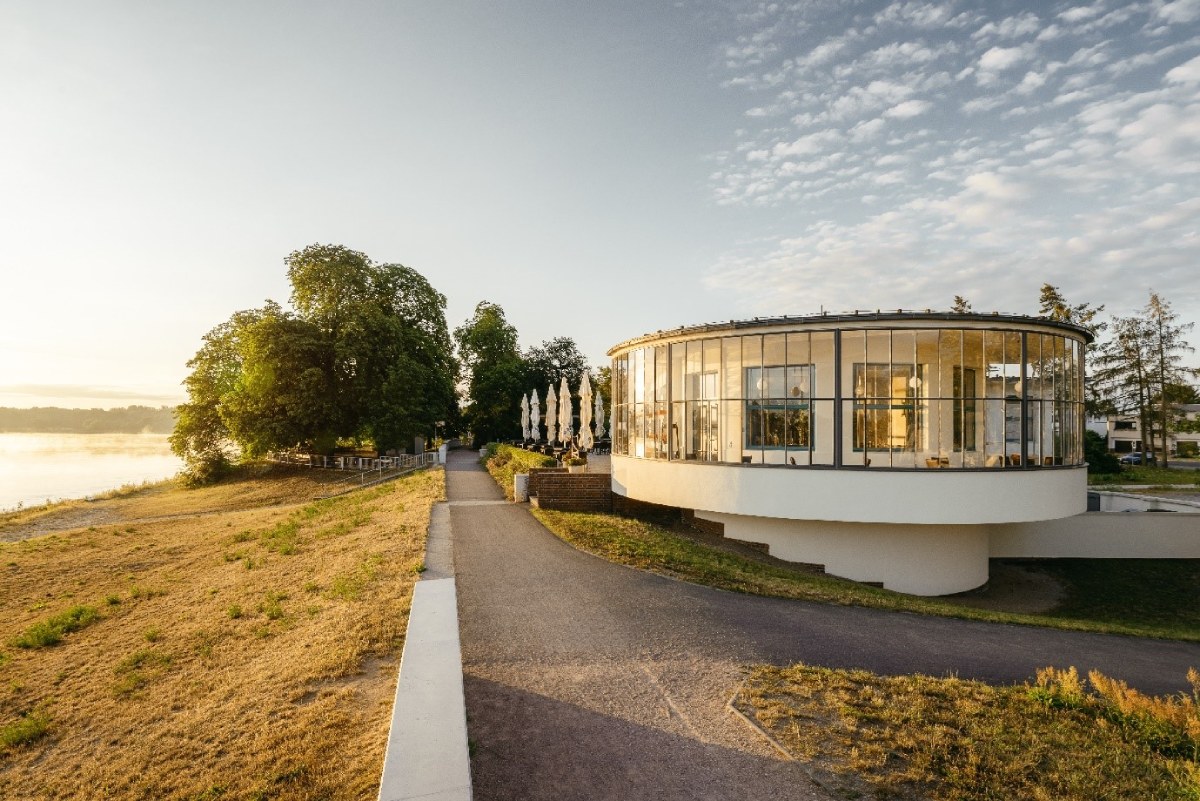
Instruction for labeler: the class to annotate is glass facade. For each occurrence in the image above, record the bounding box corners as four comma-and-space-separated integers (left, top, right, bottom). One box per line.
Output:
611, 322, 1087, 469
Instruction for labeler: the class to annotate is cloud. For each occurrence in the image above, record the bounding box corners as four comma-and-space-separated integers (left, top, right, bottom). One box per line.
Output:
1156, 0, 1200, 23
772, 128, 843, 158
823, 80, 915, 121
848, 117, 887, 141
874, 2, 975, 29
1037, 23, 1065, 41
798, 36, 850, 69
979, 44, 1034, 72
1166, 54, 1200, 84
1058, 3, 1105, 24
1014, 70, 1048, 94
972, 12, 1042, 41
961, 95, 1006, 114
976, 44, 1037, 85
703, 0, 1200, 331
1117, 101, 1200, 172
857, 40, 949, 71
884, 99, 932, 118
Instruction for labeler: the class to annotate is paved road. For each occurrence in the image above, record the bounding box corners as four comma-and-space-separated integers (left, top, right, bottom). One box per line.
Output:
447, 450, 1200, 800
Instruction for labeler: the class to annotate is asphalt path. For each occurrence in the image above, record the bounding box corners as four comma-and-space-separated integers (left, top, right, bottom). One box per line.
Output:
447, 450, 1200, 800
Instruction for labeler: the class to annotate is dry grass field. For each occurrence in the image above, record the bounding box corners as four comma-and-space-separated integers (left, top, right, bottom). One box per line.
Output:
735, 663, 1200, 800
0, 465, 443, 800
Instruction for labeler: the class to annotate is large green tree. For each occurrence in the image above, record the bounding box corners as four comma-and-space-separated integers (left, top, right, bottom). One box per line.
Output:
1143, 293, 1197, 467
1092, 292, 1197, 467
171, 245, 458, 480
523, 336, 590, 395
1092, 314, 1153, 456
284, 245, 459, 448
454, 301, 527, 445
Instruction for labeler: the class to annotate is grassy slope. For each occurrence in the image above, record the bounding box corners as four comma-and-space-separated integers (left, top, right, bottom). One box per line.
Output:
0, 467, 443, 801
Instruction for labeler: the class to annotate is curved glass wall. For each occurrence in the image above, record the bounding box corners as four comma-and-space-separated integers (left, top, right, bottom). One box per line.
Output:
611, 326, 1086, 469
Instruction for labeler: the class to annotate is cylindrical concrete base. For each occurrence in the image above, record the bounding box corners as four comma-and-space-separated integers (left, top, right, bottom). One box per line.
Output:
700, 512, 990, 596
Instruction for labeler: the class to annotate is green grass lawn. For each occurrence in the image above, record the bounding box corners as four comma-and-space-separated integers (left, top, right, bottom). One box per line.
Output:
1036, 559, 1200, 634
1089, 465, 1200, 486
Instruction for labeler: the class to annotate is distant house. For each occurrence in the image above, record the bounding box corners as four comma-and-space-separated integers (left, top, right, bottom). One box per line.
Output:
1100, 405, 1200, 457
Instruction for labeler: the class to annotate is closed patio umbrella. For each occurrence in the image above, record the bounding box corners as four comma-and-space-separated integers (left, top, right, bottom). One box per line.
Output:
530, 389, 541, 442
520, 394, 530, 441
578, 373, 594, 451
594, 392, 606, 440
558, 376, 573, 446
545, 385, 557, 445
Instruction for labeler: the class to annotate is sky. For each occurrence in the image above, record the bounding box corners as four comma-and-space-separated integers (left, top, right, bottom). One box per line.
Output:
1, 0, 1198, 409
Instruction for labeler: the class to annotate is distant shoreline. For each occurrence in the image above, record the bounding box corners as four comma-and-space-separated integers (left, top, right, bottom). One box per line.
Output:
0, 430, 181, 512
0, 405, 176, 435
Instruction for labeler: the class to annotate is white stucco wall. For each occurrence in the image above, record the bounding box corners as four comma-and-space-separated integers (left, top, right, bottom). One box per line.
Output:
1091, 492, 1200, 513
612, 455, 1086, 525
701, 511, 990, 595
990, 512, 1200, 558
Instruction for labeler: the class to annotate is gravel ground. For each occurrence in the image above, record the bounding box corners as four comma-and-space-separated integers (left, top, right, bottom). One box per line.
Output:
0, 504, 120, 542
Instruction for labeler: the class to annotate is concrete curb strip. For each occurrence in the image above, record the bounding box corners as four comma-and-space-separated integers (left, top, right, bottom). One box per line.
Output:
377, 578, 472, 801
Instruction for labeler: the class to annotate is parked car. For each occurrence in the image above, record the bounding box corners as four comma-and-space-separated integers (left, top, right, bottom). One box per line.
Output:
1119, 452, 1156, 465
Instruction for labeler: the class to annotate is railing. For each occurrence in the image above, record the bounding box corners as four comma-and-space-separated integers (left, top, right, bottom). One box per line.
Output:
267, 451, 438, 488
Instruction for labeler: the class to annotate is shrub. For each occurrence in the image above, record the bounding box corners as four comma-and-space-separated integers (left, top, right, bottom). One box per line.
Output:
12, 605, 100, 649
1084, 430, 1122, 474
1, 711, 50, 750
485, 445, 556, 500
1031, 666, 1200, 766
179, 452, 232, 487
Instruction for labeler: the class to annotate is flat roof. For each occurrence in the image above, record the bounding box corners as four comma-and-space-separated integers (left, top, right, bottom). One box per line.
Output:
608, 310, 1096, 356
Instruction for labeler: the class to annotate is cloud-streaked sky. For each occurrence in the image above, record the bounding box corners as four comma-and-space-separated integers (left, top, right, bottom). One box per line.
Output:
2, 1, 1197, 408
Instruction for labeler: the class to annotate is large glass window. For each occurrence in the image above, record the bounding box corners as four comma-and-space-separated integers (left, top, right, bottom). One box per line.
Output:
746, 365, 813, 451
852, 363, 925, 451
953, 366, 977, 452
611, 323, 1087, 470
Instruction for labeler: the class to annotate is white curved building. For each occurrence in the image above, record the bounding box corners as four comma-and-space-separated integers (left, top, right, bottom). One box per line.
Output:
608, 312, 1093, 595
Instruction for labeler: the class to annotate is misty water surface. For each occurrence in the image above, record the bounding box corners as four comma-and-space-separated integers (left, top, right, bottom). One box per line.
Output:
0, 432, 182, 511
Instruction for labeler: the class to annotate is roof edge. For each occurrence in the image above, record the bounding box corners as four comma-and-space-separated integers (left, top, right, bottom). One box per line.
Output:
607, 311, 1096, 356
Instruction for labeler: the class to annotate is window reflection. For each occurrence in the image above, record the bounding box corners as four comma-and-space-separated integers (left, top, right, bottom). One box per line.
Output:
611, 324, 1086, 469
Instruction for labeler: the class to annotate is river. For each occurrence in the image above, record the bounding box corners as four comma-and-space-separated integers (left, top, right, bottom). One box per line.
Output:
0, 432, 182, 511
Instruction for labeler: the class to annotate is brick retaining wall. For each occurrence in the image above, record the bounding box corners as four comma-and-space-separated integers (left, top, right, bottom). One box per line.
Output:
527, 467, 567, 498
529, 472, 613, 513
527, 472, 724, 532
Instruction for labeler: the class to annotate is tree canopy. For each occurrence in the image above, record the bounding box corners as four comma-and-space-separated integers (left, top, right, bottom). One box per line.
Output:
171, 245, 458, 481
453, 303, 599, 446
1038, 283, 1106, 340
523, 337, 591, 394
453, 302, 527, 446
